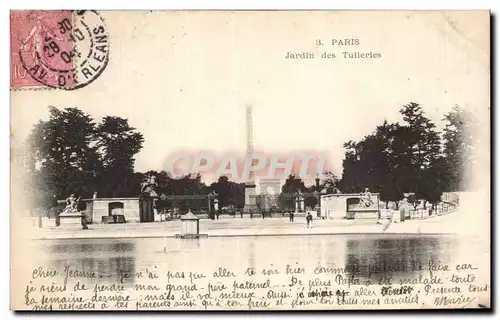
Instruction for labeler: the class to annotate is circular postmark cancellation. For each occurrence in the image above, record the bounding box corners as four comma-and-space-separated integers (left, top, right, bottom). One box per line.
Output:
16, 10, 109, 90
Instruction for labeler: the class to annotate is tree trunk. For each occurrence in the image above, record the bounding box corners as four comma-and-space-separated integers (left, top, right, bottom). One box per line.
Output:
395, 201, 399, 210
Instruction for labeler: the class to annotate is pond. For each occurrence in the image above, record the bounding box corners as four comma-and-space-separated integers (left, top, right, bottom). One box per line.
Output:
29, 234, 480, 287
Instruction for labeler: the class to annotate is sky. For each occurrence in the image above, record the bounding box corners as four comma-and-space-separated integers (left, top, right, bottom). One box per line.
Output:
10, 11, 490, 186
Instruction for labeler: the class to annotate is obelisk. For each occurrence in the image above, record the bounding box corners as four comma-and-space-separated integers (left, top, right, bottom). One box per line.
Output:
244, 105, 257, 213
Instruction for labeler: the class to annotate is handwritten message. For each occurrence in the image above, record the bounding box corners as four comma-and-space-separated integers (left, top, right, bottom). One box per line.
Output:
23, 260, 488, 310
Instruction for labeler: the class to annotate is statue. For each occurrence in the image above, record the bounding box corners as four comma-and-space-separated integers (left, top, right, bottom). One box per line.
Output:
140, 177, 149, 193
57, 193, 88, 229
149, 174, 157, 186
295, 190, 305, 212
63, 194, 80, 214
359, 188, 374, 208
141, 174, 158, 196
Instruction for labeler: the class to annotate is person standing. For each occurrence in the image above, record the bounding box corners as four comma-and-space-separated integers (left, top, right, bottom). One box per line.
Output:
306, 212, 313, 228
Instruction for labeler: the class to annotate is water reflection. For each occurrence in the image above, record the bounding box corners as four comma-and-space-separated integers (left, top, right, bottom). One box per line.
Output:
33, 234, 458, 288
35, 241, 137, 287
50, 257, 136, 285
42, 241, 135, 255
344, 236, 455, 281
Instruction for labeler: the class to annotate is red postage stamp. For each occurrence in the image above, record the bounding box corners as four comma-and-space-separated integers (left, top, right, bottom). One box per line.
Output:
10, 10, 110, 90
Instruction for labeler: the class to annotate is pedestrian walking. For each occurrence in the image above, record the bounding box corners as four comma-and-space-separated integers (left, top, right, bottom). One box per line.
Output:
306, 212, 313, 228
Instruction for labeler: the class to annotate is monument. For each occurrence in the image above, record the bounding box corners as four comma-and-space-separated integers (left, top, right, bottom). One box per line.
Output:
295, 190, 305, 213
320, 187, 381, 220
244, 105, 257, 214
56, 194, 89, 229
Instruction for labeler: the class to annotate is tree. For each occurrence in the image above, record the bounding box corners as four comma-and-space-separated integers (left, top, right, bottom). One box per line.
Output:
96, 116, 144, 197
27, 107, 100, 203
379, 124, 410, 209
379, 165, 406, 209
400, 103, 442, 170
26, 107, 145, 208
416, 156, 447, 209
210, 176, 232, 207
209, 176, 245, 209
278, 175, 307, 210
339, 121, 398, 197
406, 194, 420, 210
157, 173, 208, 210
319, 171, 338, 193
304, 185, 318, 209
399, 103, 442, 195
442, 105, 479, 191
339, 104, 443, 209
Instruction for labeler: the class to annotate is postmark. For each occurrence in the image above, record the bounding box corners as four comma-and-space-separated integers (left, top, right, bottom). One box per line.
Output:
11, 10, 110, 90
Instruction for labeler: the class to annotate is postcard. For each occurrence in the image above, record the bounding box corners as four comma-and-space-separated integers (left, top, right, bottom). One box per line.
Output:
10, 10, 491, 310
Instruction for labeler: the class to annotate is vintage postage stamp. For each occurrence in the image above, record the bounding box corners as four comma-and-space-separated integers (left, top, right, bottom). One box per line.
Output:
10, 10, 109, 90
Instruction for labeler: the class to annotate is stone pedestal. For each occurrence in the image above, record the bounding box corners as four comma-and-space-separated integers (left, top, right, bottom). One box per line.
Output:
295, 196, 305, 213
56, 212, 88, 229
244, 183, 257, 213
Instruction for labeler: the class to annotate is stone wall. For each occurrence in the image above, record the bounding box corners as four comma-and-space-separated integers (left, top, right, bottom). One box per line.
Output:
320, 195, 348, 219
87, 198, 141, 224
320, 193, 380, 220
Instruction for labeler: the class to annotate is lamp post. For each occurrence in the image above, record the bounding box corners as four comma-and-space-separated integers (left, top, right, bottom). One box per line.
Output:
315, 173, 321, 218
314, 190, 320, 218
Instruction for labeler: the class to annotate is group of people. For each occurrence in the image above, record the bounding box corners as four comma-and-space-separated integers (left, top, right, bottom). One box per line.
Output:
288, 211, 314, 228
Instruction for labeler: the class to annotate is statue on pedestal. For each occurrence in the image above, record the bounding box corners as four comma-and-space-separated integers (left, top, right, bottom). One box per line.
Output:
207, 191, 219, 220
359, 187, 374, 208
62, 194, 80, 214
295, 190, 305, 213
57, 193, 88, 229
